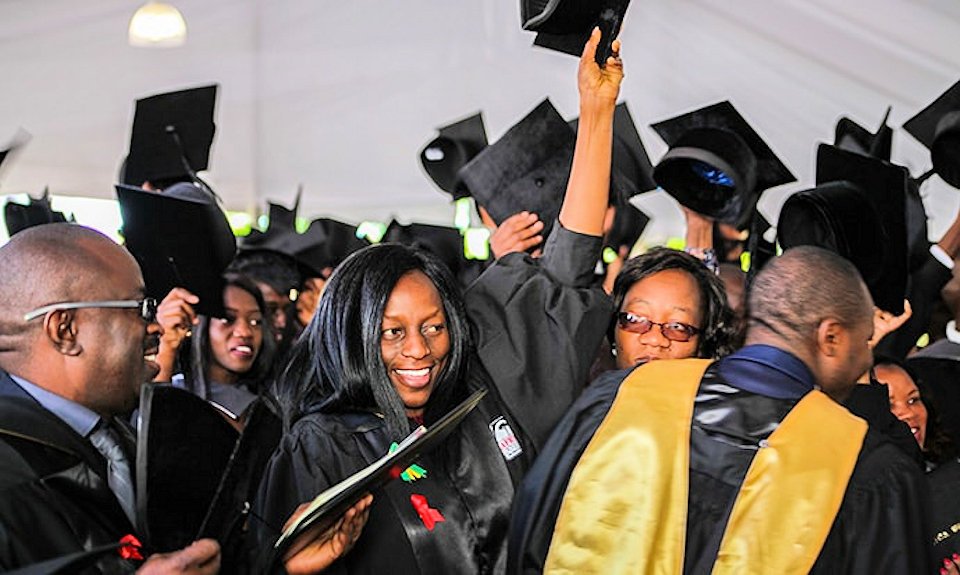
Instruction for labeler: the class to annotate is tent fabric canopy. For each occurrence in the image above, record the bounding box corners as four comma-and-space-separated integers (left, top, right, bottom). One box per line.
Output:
1, 0, 959, 243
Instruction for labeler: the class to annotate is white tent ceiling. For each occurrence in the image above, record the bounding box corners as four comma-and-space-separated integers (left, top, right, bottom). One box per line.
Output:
1, 0, 959, 243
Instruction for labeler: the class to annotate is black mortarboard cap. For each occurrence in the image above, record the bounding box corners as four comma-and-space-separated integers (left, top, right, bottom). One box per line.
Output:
137, 384, 239, 552
777, 144, 909, 314
420, 113, 488, 199
458, 99, 574, 240
834, 107, 893, 161
569, 102, 657, 203
238, 190, 331, 278
4, 190, 71, 237
834, 110, 929, 272
124, 85, 218, 188
903, 79, 960, 188
521, 0, 631, 65
314, 218, 371, 270
117, 183, 235, 318
651, 101, 796, 228
383, 221, 467, 277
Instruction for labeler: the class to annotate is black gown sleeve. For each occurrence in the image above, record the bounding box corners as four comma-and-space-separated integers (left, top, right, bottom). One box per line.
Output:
506, 369, 628, 575
464, 222, 614, 451
811, 431, 933, 574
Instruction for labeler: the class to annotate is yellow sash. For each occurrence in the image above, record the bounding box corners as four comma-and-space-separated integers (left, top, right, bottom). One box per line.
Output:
544, 359, 867, 575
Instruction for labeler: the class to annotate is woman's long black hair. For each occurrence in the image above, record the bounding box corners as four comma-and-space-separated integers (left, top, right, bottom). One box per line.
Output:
281, 243, 475, 439
611, 247, 740, 359
873, 355, 958, 467
180, 273, 277, 398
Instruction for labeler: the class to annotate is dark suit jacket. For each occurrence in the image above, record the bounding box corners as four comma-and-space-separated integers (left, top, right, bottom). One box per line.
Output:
0, 370, 138, 574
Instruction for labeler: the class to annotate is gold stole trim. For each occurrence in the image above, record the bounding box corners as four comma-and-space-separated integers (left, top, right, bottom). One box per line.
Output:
544, 359, 868, 575
712, 390, 867, 574
544, 359, 710, 575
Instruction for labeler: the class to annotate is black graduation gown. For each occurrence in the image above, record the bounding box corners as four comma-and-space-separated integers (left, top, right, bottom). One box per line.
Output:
928, 458, 960, 565
0, 371, 139, 574
252, 224, 612, 574
508, 359, 932, 574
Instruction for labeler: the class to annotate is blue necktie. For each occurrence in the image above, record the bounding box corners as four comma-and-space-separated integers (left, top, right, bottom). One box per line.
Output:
89, 419, 137, 526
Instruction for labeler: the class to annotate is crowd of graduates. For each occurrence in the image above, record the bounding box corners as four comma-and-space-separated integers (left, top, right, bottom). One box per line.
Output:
4, 3, 960, 574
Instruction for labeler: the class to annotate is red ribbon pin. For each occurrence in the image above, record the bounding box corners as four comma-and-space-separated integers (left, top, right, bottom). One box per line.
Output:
410, 494, 445, 531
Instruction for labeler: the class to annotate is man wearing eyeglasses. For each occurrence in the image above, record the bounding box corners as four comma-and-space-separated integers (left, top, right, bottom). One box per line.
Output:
0, 224, 221, 573
508, 246, 930, 574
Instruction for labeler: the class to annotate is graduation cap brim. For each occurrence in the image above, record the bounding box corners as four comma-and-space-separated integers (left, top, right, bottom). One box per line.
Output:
125, 85, 217, 187
778, 144, 908, 314
651, 101, 795, 225
239, 223, 329, 279
382, 221, 467, 276
904, 79, 960, 189
117, 184, 235, 318
137, 384, 240, 552
569, 102, 656, 203
420, 113, 488, 199
522, 0, 631, 64
458, 99, 574, 240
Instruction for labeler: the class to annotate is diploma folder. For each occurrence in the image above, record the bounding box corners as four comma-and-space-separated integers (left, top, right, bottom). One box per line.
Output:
273, 388, 488, 555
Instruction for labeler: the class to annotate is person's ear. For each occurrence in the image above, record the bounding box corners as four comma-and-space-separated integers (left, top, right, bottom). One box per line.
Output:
816, 317, 845, 358
43, 309, 83, 356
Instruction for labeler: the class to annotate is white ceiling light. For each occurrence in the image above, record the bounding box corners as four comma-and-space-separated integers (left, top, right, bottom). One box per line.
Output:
128, 2, 187, 48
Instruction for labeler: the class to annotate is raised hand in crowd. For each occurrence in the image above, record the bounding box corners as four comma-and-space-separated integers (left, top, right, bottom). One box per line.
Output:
869, 299, 912, 349
488, 211, 544, 259
153, 287, 200, 382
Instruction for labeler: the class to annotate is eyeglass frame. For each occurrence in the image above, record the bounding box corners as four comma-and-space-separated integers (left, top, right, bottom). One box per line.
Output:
23, 298, 158, 323
615, 311, 701, 343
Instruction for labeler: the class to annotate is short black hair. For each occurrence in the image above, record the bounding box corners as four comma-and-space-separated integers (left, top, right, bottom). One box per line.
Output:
747, 246, 873, 346
612, 247, 739, 359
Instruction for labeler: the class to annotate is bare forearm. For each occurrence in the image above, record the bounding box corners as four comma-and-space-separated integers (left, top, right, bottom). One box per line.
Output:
560, 105, 615, 236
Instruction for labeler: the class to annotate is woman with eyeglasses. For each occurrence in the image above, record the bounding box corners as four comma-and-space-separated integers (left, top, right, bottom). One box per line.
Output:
610, 247, 739, 368
153, 273, 277, 425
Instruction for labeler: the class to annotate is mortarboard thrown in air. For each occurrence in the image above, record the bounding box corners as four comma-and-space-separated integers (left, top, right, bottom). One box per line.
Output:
116, 182, 236, 318
457, 99, 574, 241
834, 107, 893, 162
420, 113, 488, 200
834, 108, 930, 272
903, 78, 960, 189
123, 85, 218, 191
777, 143, 909, 314
650, 100, 796, 230
520, 0, 631, 65
4, 189, 72, 237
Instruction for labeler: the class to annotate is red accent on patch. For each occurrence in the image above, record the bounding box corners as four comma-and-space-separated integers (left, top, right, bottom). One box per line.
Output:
118, 534, 144, 561
389, 465, 403, 479
410, 494, 445, 531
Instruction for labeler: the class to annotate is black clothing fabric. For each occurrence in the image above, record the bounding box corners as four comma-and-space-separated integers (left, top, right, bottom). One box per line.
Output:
928, 458, 960, 563
0, 370, 138, 574
508, 362, 931, 574
253, 224, 612, 574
